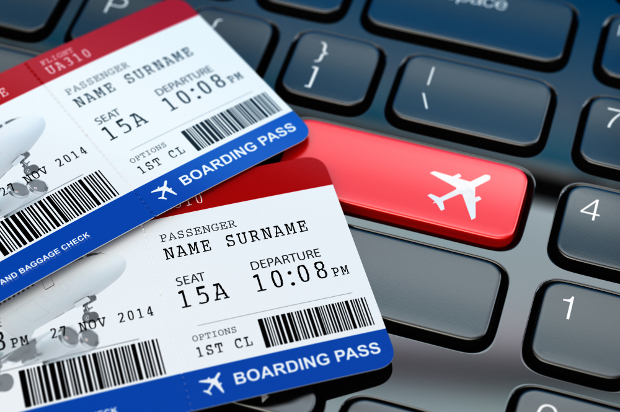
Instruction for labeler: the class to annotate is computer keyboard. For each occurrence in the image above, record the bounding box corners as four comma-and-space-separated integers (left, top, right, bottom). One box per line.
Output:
2, 0, 620, 411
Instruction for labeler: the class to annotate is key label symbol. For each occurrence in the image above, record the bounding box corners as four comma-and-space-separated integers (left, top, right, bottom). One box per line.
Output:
580, 199, 600, 221
563, 296, 574, 320
537, 405, 558, 412
314, 41, 329, 63
422, 66, 435, 110
305, 41, 329, 89
103, 0, 129, 14
607, 107, 620, 129
428, 171, 490, 220
211, 18, 224, 29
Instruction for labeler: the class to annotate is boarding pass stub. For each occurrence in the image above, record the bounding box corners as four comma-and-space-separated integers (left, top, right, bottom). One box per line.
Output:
0, 0, 307, 302
0, 158, 393, 411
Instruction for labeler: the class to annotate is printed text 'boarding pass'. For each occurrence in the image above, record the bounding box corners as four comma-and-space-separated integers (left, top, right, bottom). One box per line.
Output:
0, 0, 307, 301
0, 158, 393, 411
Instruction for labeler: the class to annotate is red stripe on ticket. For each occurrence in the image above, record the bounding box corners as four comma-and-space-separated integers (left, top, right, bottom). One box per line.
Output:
30, 0, 197, 82
0, 63, 44, 104
159, 158, 333, 218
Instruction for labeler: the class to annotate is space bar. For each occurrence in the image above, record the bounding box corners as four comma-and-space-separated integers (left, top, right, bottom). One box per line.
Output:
281, 120, 530, 249
365, 0, 574, 65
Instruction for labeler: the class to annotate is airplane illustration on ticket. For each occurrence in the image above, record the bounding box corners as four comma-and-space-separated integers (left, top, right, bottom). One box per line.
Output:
428, 171, 491, 220
199, 372, 225, 396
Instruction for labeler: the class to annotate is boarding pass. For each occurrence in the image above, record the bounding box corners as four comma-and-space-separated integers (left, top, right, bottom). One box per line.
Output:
0, 158, 393, 411
0, 0, 307, 302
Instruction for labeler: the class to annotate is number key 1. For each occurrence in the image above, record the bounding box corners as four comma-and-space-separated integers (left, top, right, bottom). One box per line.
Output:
549, 185, 620, 279
524, 282, 620, 390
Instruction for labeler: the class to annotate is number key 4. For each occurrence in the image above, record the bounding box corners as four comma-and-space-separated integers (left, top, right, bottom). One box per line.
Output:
549, 185, 620, 280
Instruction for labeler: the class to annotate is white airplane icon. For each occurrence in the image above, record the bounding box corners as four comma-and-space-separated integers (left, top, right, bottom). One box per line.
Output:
151, 180, 177, 200
427, 171, 491, 220
199, 372, 224, 395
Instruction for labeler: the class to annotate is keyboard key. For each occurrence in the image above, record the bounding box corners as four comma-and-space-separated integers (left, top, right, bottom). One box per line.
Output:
0, 0, 63, 38
525, 282, 620, 389
239, 393, 318, 412
365, 0, 574, 68
70, 0, 159, 39
389, 56, 552, 155
549, 185, 620, 278
260, 0, 349, 21
509, 388, 620, 411
0, 48, 32, 72
282, 120, 530, 249
575, 97, 620, 178
600, 17, 620, 84
200, 8, 277, 75
279, 32, 382, 115
351, 228, 505, 352
342, 397, 424, 412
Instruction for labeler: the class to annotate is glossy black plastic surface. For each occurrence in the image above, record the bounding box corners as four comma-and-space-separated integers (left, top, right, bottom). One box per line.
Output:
508, 388, 620, 411
601, 16, 620, 83
279, 31, 382, 114
575, 98, 620, 178
342, 397, 425, 412
199, 8, 276, 75
389, 56, 553, 155
549, 185, 620, 280
364, 0, 575, 69
524, 282, 620, 390
350, 227, 506, 352
70, 0, 158, 39
259, 0, 350, 21
0, 0, 66, 40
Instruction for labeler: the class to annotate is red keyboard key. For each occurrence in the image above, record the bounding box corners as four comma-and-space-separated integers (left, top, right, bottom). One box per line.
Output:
282, 120, 530, 249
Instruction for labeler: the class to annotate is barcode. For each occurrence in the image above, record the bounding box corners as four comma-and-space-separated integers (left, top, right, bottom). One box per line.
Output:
258, 297, 375, 348
181, 92, 281, 150
0, 171, 118, 257
19, 339, 165, 408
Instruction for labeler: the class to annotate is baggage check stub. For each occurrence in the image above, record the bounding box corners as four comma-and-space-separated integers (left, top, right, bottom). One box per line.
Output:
0, 0, 308, 302
0, 159, 393, 411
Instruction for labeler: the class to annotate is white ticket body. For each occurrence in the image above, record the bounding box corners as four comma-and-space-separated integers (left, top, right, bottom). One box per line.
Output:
0, 158, 392, 411
0, 0, 307, 302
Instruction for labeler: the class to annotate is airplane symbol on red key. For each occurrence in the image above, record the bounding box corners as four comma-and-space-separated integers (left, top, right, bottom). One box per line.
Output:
428, 171, 491, 220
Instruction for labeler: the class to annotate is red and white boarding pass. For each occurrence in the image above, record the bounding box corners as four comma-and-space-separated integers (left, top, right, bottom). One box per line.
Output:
0, 0, 307, 302
0, 158, 392, 411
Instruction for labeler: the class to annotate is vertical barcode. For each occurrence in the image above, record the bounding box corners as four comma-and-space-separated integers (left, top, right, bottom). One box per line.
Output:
257, 297, 375, 348
19, 339, 165, 408
0, 170, 118, 257
181, 92, 281, 150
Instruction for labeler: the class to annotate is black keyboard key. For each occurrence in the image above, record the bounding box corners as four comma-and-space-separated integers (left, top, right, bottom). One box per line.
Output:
574, 97, 620, 178
239, 393, 318, 412
0, 48, 32, 72
199, 9, 276, 75
342, 397, 424, 412
509, 388, 620, 411
0, 0, 64, 39
350, 228, 506, 352
260, 0, 349, 22
600, 17, 620, 84
388, 56, 552, 155
70, 0, 159, 39
549, 185, 620, 279
279, 32, 382, 115
365, 0, 574, 68
524, 282, 620, 390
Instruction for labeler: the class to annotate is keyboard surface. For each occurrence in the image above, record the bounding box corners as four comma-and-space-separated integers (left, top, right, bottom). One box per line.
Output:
3, 0, 620, 411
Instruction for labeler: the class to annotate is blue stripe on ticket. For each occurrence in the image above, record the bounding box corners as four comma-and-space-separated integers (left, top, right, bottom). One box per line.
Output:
30, 330, 392, 412
0, 113, 307, 302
